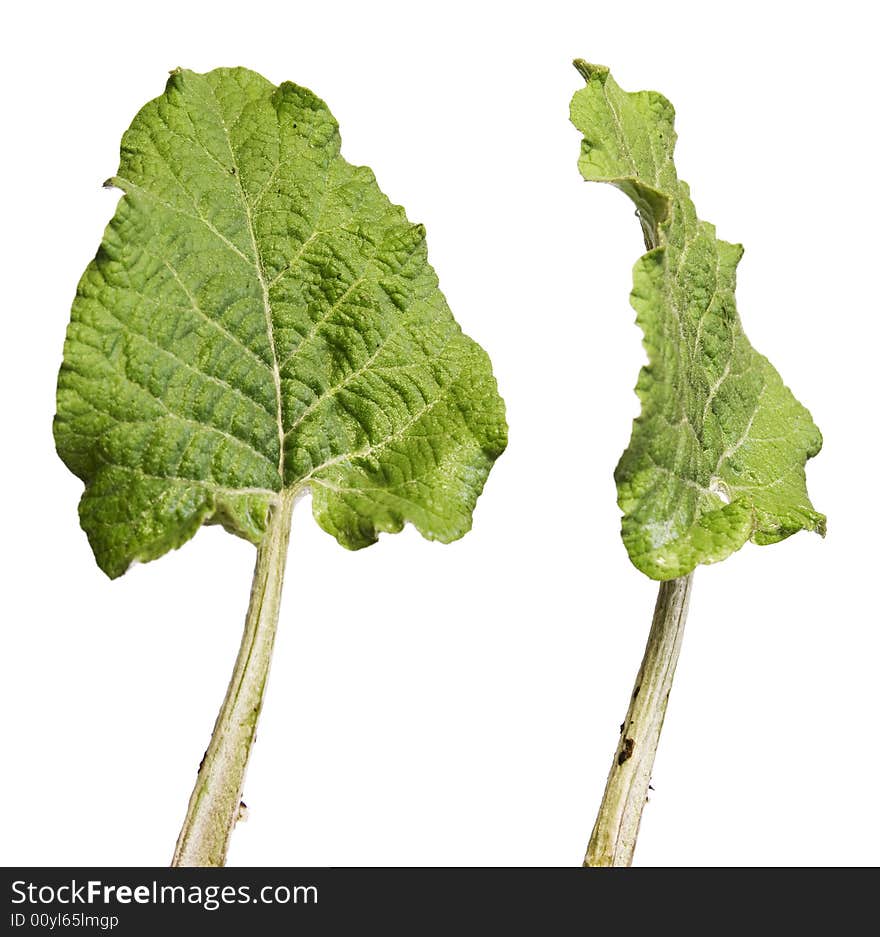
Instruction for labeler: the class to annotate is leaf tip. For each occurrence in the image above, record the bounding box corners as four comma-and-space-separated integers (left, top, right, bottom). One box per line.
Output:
573, 60, 609, 84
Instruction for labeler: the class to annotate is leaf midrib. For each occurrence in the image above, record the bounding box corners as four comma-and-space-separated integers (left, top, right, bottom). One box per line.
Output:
634, 171, 765, 519
203, 80, 287, 484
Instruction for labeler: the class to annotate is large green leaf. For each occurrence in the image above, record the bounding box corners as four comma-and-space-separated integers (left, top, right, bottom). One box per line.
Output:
570, 62, 824, 580
55, 67, 507, 578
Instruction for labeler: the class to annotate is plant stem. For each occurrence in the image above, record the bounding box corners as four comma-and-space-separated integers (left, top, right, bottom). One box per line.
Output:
584, 573, 693, 867
172, 490, 294, 867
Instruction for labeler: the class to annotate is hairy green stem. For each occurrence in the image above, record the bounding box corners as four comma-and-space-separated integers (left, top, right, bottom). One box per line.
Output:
584, 573, 693, 867
172, 490, 294, 867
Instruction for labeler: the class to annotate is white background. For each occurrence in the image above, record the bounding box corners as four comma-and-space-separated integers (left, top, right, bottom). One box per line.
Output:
2, 0, 877, 867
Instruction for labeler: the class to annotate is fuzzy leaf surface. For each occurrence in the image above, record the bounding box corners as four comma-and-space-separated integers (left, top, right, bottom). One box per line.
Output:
571, 62, 823, 579
55, 68, 507, 577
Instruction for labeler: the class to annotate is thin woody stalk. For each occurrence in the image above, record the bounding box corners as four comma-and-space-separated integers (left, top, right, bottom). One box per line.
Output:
584, 573, 693, 867
172, 491, 294, 867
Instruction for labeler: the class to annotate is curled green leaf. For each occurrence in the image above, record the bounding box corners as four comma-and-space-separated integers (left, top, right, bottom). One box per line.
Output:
571, 61, 824, 580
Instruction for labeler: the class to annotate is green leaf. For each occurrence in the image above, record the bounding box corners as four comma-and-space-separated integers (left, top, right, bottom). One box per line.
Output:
570, 61, 824, 580
55, 67, 507, 578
